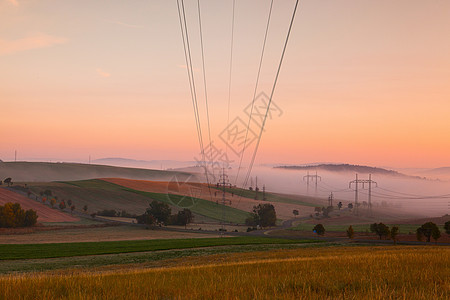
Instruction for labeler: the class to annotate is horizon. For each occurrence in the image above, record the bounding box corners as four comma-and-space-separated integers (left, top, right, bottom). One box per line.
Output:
2, 1, 450, 169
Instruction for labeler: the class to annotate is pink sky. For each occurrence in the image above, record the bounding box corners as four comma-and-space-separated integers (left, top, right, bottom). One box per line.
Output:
1, 0, 450, 168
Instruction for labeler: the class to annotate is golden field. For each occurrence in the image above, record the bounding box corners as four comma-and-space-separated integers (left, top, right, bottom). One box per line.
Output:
0, 246, 448, 299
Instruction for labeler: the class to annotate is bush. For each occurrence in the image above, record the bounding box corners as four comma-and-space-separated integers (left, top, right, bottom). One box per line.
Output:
0, 202, 38, 228
313, 224, 325, 236
97, 209, 118, 217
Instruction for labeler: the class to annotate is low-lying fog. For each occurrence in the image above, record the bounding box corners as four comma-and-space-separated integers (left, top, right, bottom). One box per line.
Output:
224, 165, 449, 218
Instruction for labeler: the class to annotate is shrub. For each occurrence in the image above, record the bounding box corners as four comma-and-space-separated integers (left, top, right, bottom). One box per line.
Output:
0, 202, 37, 228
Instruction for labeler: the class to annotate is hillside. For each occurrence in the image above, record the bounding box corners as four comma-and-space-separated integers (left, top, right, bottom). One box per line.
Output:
0, 188, 78, 223
0, 162, 194, 183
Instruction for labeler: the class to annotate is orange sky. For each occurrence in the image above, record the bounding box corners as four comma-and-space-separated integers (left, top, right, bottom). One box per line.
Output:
1, 0, 450, 168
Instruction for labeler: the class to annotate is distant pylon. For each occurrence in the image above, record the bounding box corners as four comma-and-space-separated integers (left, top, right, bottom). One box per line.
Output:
349, 173, 377, 216
303, 171, 321, 195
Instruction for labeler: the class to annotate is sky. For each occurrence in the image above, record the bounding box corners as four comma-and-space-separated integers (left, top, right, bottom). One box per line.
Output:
1, 0, 450, 168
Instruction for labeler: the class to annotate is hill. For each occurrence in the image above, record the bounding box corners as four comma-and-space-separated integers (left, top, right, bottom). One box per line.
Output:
0, 162, 193, 183
0, 188, 78, 223
275, 163, 422, 178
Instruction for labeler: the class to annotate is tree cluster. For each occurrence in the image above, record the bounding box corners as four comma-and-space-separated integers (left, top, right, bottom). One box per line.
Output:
136, 200, 193, 227
245, 204, 276, 228
416, 222, 441, 243
0, 202, 38, 228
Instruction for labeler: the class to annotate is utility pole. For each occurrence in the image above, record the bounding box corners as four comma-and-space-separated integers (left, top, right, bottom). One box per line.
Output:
349, 174, 377, 216
14, 150, 17, 162
263, 184, 266, 200
217, 168, 232, 234
303, 171, 321, 195
328, 192, 333, 207
255, 176, 259, 200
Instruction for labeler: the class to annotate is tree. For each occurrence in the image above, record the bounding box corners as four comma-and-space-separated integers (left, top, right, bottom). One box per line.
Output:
444, 220, 450, 235
43, 189, 52, 199
292, 209, 299, 218
346, 225, 355, 239
176, 209, 193, 228
251, 204, 276, 228
314, 207, 321, 217
67, 199, 72, 207
370, 223, 390, 240
83, 205, 88, 213
136, 212, 155, 226
147, 200, 171, 224
0, 202, 37, 228
337, 202, 343, 210
50, 198, 56, 208
3, 178, 12, 187
348, 203, 353, 210
322, 206, 333, 218
313, 224, 325, 236
59, 201, 66, 210
390, 226, 399, 245
416, 222, 441, 243
70, 205, 75, 214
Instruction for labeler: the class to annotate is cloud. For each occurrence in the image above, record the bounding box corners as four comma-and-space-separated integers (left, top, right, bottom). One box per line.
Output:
6, 0, 19, 6
96, 68, 111, 78
0, 33, 67, 56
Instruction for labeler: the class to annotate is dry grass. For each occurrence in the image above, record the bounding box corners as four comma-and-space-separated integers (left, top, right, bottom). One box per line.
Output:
0, 246, 448, 299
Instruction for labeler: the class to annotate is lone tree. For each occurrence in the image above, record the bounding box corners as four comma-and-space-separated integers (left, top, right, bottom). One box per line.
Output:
83, 205, 88, 213
59, 201, 66, 210
444, 220, 450, 235
370, 223, 390, 240
416, 222, 441, 243
292, 209, 299, 218
3, 178, 12, 187
176, 208, 193, 228
313, 224, 325, 236
390, 226, 399, 245
346, 225, 355, 239
337, 202, 343, 210
146, 200, 171, 225
250, 204, 276, 228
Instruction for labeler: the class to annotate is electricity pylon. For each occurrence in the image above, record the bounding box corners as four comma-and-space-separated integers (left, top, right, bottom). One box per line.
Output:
303, 171, 321, 195
349, 173, 377, 216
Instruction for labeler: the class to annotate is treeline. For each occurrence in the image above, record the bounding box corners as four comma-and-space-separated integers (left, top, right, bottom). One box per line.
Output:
96, 209, 137, 218
0, 202, 38, 228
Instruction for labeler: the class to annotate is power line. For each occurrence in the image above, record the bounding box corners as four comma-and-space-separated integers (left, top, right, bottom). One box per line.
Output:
235, 0, 274, 185
225, 0, 236, 157
240, 0, 300, 204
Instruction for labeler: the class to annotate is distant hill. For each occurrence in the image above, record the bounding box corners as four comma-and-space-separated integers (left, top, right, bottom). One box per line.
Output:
275, 163, 421, 178
0, 162, 194, 183
93, 157, 196, 170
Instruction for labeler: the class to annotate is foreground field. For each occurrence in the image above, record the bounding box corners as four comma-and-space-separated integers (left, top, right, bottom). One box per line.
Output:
0, 246, 448, 299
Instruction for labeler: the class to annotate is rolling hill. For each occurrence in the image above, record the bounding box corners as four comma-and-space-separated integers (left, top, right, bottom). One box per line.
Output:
0, 162, 194, 183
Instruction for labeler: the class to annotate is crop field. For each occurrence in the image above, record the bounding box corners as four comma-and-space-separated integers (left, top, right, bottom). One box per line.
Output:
0, 246, 448, 299
0, 237, 317, 260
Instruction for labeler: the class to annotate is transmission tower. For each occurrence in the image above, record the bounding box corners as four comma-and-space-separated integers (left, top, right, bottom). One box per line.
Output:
217, 168, 232, 206
349, 173, 377, 216
328, 192, 333, 207
303, 171, 321, 195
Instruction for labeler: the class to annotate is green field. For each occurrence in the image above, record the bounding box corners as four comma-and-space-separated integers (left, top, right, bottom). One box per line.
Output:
0, 237, 319, 260
28, 179, 251, 224
222, 186, 318, 207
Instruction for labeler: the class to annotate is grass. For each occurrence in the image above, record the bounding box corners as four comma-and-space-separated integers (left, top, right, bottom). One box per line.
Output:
0, 246, 448, 299
0, 237, 319, 260
290, 222, 443, 234
0, 242, 333, 274
221, 186, 318, 207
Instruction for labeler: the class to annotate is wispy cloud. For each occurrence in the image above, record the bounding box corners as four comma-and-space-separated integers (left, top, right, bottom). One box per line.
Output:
6, 0, 19, 6
96, 68, 111, 78
0, 33, 67, 56
111, 21, 143, 29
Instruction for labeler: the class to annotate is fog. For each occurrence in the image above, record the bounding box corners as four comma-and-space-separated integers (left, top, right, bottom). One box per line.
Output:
226, 165, 450, 218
